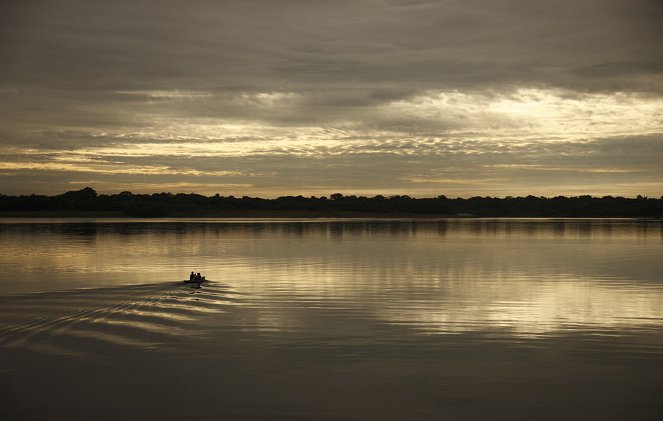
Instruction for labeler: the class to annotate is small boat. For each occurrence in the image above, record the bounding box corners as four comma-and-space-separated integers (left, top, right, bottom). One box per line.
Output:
183, 277, 206, 284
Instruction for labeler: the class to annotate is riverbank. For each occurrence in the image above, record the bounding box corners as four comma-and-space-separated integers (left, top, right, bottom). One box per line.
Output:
2, 188, 662, 218
0, 210, 461, 218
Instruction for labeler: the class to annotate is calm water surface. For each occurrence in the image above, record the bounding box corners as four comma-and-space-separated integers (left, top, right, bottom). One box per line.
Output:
1, 218, 662, 420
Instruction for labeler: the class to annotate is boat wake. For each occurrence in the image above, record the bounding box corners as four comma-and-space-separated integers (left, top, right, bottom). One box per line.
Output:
0, 281, 242, 358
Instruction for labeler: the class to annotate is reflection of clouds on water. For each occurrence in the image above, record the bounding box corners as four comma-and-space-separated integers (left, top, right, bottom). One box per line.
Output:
233, 262, 663, 339
210, 221, 663, 338
371, 273, 663, 337
0, 219, 662, 340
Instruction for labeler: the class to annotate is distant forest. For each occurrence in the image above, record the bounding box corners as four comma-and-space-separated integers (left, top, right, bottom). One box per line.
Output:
1, 187, 662, 218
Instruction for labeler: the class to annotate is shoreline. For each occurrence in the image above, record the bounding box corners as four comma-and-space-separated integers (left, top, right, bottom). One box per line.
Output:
0, 211, 660, 219
0, 210, 457, 218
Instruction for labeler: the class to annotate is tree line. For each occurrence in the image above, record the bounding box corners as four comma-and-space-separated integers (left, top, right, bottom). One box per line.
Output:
0, 187, 661, 217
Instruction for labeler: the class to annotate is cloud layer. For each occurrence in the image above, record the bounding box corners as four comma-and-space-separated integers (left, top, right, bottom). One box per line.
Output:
1, 0, 662, 196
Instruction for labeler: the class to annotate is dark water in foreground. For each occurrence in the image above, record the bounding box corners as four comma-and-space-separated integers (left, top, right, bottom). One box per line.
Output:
1, 218, 662, 420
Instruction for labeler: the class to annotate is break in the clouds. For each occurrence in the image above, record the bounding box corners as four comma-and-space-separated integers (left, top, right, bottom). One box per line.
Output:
1, 0, 662, 197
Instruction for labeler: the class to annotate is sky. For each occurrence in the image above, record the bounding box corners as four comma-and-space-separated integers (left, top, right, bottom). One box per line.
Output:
1, 0, 662, 198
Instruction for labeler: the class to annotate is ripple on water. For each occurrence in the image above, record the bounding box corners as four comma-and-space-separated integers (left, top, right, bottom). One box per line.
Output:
0, 281, 243, 359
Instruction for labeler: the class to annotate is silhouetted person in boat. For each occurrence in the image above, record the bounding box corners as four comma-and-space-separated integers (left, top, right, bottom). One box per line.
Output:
190, 271, 195, 281
195, 273, 202, 282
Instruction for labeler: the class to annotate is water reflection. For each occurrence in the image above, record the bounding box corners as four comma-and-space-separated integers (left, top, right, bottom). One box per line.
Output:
0, 218, 662, 340
2, 218, 662, 421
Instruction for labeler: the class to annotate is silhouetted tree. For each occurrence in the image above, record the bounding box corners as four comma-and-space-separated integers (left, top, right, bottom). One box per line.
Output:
1, 187, 662, 218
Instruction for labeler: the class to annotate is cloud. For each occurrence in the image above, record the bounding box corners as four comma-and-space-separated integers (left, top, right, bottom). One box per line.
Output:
2, 0, 661, 92
1, 0, 662, 196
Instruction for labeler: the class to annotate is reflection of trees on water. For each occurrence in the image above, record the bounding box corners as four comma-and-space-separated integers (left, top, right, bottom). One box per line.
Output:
1, 219, 661, 241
